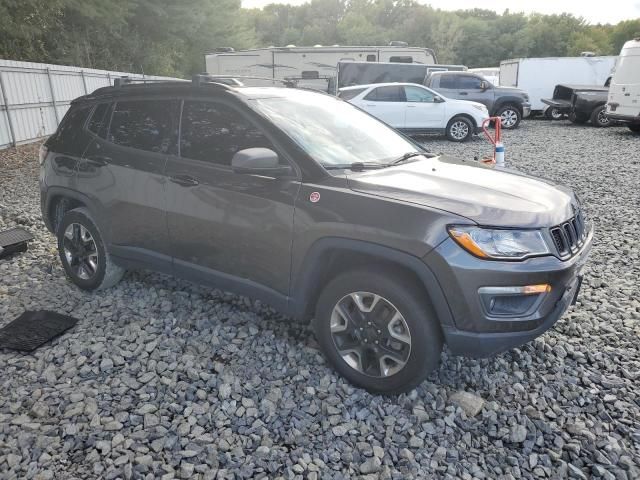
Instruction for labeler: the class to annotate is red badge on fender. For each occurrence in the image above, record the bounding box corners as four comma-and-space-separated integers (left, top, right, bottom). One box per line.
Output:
309, 192, 321, 203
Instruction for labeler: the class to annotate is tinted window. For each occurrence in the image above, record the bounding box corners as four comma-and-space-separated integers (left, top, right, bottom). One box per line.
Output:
87, 103, 110, 137
390, 56, 413, 63
108, 100, 178, 154
438, 75, 458, 89
366, 54, 376, 61
180, 101, 275, 166
458, 75, 483, 89
364, 86, 406, 102
404, 86, 435, 102
338, 88, 367, 101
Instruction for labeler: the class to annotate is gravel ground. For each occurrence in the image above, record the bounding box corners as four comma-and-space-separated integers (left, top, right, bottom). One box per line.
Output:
0, 121, 639, 479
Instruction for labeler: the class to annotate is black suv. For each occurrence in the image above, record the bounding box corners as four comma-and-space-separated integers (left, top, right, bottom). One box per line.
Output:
40, 77, 592, 394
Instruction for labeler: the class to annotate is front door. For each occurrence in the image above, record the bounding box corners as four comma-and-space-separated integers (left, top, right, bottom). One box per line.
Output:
457, 74, 493, 110
403, 85, 446, 129
360, 85, 407, 128
165, 99, 300, 298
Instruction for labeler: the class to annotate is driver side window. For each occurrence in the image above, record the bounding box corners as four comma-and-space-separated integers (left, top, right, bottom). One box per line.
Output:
404, 86, 435, 103
458, 75, 483, 89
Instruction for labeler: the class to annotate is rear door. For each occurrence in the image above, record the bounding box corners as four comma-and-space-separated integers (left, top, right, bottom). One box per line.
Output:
360, 85, 407, 127
79, 98, 179, 262
403, 85, 445, 129
164, 98, 300, 296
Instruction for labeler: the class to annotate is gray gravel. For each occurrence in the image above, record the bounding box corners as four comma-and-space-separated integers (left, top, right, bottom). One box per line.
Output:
1, 121, 639, 479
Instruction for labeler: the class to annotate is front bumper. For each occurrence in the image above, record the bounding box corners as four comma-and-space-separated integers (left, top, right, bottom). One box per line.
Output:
605, 112, 640, 124
522, 103, 531, 118
424, 228, 593, 358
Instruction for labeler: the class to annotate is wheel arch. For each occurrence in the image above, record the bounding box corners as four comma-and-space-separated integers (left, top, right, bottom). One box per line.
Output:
43, 187, 104, 236
289, 238, 454, 330
492, 97, 524, 115
448, 113, 477, 128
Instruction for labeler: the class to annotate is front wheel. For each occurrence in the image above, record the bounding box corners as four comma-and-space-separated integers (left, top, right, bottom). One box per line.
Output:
496, 104, 522, 129
445, 116, 473, 142
57, 207, 125, 291
545, 107, 564, 120
590, 105, 611, 127
314, 269, 443, 394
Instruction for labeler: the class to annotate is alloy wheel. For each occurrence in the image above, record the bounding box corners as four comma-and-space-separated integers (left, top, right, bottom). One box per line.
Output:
450, 121, 469, 140
330, 292, 411, 378
63, 223, 99, 280
597, 109, 610, 126
500, 109, 518, 127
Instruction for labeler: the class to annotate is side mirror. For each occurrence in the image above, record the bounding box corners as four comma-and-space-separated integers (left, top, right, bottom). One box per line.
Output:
480, 80, 490, 90
231, 148, 292, 177
433, 95, 445, 103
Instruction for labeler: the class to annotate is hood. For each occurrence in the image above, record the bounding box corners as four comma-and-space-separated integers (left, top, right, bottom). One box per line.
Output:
493, 86, 528, 97
347, 156, 577, 227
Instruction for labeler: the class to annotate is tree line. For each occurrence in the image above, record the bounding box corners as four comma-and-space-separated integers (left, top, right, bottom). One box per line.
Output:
1, 0, 638, 77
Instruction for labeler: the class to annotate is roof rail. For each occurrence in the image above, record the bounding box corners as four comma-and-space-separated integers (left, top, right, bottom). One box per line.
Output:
113, 76, 188, 87
192, 74, 296, 88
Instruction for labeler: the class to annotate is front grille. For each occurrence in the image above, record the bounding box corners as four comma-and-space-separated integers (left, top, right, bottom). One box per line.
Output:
550, 212, 587, 257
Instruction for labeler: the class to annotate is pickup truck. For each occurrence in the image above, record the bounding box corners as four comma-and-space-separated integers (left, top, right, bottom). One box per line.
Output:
425, 71, 531, 129
541, 84, 610, 127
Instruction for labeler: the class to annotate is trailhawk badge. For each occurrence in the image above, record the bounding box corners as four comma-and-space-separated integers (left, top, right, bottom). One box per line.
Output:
309, 192, 321, 203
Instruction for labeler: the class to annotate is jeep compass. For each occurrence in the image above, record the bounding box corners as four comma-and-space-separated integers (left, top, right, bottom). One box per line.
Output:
40, 77, 592, 393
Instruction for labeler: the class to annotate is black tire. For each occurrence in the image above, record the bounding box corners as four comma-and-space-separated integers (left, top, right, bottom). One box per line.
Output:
57, 207, 125, 291
445, 116, 473, 142
544, 107, 564, 120
568, 112, 588, 124
590, 105, 611, 127
313, 269, 443, 394
628, 124, 640, 134
496, 104, 522, 129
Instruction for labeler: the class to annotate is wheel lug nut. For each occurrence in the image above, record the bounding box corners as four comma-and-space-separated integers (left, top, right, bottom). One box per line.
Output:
360, 327, 364, 331
375, 340, 378, 344
364, 339, 368, 343
367, 322, 372, 326
377, 330, 381, 334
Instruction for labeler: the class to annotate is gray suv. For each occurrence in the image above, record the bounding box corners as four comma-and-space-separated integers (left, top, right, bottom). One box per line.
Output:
425, 71, 531, 129
40, 77, 592, 394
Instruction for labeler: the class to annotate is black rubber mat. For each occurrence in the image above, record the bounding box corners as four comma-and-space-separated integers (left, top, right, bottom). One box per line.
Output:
0, 227, 34, 259
0, 310, 78, 352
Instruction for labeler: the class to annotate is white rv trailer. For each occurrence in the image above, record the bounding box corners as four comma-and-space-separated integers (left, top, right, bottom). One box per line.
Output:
606, 39, 640, 132
205, 44, 437, 91
500, 56, 617, 116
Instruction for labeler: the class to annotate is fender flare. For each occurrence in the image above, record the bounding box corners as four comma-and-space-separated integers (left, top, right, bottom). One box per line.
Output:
42, 186, 106, 236
288, 237, 454, 329
492, 97, 525, 115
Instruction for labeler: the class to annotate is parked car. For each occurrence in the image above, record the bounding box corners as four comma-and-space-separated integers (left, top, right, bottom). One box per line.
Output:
40, 77, 592, 394
499, 56, 616, 118
336, 61, 467, 92
424, 71, 531, 129
541, 84, 610, 127
339, 82, 489, 141
606, 39, 640, 133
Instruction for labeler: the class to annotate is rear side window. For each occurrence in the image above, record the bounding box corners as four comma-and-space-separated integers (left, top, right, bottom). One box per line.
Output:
180, 101, 275, 166
366, 54, 376, 62
438, 75, 458, 89
390, 56, 413, 63
364, 86, 406, 102
108, 100, 179, 154
47, 104, 92, 153
338, 88, 367, 101
87, 103, 111, 137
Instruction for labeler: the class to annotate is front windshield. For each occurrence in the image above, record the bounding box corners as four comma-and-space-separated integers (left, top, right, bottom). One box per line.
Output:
251, 91, 419, 167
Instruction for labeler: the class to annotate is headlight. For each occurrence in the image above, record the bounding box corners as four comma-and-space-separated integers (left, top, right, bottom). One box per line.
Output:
448, 225, 550, 260
472, 104, 488, 112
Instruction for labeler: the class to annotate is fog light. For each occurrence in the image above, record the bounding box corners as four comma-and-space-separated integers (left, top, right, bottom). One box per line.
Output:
478, 284, 550, 317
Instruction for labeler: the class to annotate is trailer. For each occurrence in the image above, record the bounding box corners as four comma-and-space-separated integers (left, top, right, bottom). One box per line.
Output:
499, 56, 617, 117
205, 44, 437, 92
336, 61, 466, 92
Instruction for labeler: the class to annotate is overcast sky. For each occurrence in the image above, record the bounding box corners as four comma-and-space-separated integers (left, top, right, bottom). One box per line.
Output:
241, 0, 640, 25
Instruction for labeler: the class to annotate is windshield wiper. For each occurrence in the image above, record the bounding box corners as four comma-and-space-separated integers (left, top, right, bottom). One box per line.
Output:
388, 151, 427, 166
324, 162, 386, 171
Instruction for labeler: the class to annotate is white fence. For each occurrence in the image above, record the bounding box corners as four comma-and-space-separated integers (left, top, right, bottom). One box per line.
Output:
0, 59, 180, 149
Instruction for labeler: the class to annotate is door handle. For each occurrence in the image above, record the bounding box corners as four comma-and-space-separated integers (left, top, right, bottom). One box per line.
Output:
407, 105, 417, 108
365, 104, 376, 107
459, 92, 468, 95
169, 174, 199, 187
85, 156, 110, 167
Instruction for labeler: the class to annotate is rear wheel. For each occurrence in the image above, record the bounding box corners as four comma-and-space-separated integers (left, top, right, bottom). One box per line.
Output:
590, 105, 611, 127
445, 116, 473, 142
314, 269, 443, 394
545, 107, 564, 120
496, 104, 521, 129
568, 112, 588, 124
57, 208, 125, 291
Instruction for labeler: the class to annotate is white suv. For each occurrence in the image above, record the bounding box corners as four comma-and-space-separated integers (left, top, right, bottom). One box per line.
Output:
339, 82, 490, 142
